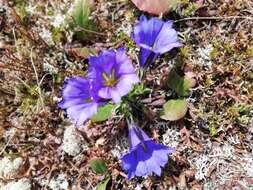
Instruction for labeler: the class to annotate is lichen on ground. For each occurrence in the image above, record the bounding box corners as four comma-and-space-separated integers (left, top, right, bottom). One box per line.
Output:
0, 157, 23, 178
0, 178, 31, 190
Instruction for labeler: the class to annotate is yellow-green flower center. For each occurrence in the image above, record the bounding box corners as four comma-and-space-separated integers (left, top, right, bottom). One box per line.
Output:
102, 69, 118, 87
85, 98, 93, 103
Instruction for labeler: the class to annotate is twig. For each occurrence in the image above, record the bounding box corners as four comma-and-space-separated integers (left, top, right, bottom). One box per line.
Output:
0, 130, 15, 156
75, 26, 106, 36
30, 48, 45, 111
174, 16, 253, 23
12, 26, 20, 56
15, 76, 31, 89
112, 3, 125, 23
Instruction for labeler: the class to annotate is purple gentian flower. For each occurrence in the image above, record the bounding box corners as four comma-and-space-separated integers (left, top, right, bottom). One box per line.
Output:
88, 48, 139, 103
132, 15, 182, 66
121, 123, 175, 180
59, 77, 101, 126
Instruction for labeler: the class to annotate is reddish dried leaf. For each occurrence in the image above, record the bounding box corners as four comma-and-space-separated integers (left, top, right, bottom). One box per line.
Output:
131, 0, 174, 15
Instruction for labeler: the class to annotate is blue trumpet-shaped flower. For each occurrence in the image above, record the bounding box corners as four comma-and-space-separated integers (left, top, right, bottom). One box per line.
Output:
121, 123, 175, 180
58, 77, 102, 126
132, 15, 182, 66
88, 48, 139, 103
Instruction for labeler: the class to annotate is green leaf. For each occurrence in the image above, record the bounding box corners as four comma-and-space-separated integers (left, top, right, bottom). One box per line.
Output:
96, 176, 111, 190
90, 158, 108, 174
91, 104, 116, 122
167, 69, 195, 96
127, 84, 151, 99
161, 99, 188, 121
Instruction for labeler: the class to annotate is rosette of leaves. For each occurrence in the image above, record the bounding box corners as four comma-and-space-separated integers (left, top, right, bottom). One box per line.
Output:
160, 68, 195, 121
67, 0, 96, 41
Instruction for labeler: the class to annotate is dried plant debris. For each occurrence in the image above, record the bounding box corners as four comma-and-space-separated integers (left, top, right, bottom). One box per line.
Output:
0, 0, 253, 189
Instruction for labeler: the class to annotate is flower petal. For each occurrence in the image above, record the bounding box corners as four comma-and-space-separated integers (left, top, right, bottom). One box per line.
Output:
109, 88, 122, 103
98, 87, 120, 103
66, 102, 98, 126
129, 124, 150, 148
59, 98, 87, 108
128, 171, 136, 180
152, 149, 170, 167
98, 86, 111, 99
121, 152, 135, 171
58, 76, 104, 127
61, 77, 90, 99
133, 16, 164, 48
135, 149, 149, 176
117, 54, 136, 75
89, 50, 116, 75
135, 161, 149, 177
121, 150, 138, 180
152, 22, 182, 54
116, 74, 139, 96
146, 157, 162, 176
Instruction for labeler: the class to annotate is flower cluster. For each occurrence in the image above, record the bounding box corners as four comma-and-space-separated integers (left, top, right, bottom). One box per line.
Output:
59, 48, 139, 126
59, 15, 181, 179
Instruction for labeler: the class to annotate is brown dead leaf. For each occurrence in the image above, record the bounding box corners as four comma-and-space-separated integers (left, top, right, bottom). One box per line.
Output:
17, 157, 30, 178
65, 45, 96, 60
180, 126, 191, 146
152, 129, 160, 141
178, 172, 187, 189
149, 97, 166, 106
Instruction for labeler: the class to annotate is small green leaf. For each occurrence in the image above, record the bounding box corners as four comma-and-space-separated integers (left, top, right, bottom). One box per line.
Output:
127, 84, 151, 99
167, 69, 195, 96
20, 98, 36, 113
209, 126, 217, 136
91, 104, 116, 122
54, 73, 64, 84
52, 28, 65, 43
161, 99, 188, 121
90, 158, 108, 174
96, 176, 111, 190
